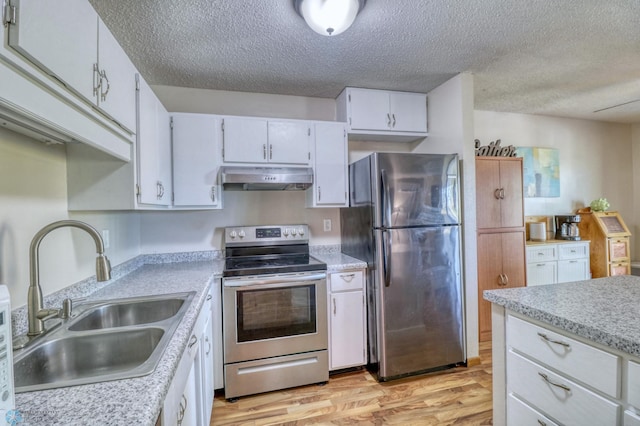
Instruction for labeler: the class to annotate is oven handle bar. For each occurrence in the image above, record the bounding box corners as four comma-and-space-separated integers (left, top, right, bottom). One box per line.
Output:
223, 273, 327, 288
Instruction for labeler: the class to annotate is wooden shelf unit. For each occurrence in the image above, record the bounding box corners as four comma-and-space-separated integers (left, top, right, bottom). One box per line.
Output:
578, 211, 631, 278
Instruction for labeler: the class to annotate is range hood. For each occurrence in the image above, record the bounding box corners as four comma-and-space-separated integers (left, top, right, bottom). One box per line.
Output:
220, 166, 313, 191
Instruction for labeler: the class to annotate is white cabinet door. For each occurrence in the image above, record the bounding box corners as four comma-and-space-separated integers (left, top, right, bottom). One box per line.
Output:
200, 312, 214, 423
330, 290, 366, 370
137, 76, 171, 206
308, 122, 347, 207
96, 19, 137, 133
211, 279, 224, 390
347, 88, 390, 131
172, 113, 222, 208
8, 0, 97, 103
222, 117, 268, 163
182, 357, 200, 426
390, 92, 427, 132
526, 261, 556, 286
557, 258, 590, 283
267, 121, 310, 165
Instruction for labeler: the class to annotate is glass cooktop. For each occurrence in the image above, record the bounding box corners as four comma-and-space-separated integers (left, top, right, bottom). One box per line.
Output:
223, 254, 326, 277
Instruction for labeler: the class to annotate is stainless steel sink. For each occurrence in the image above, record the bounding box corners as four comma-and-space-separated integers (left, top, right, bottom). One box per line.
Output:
13, 291, 196, 393
68, 297, 186, 331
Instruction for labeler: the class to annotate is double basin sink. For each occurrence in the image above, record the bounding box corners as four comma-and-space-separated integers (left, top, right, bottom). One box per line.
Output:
13, 291, 195, 393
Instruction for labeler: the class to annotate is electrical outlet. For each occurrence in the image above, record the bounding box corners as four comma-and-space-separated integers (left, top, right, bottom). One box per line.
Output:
102, 229, 110, 249
323, 219, 332, 232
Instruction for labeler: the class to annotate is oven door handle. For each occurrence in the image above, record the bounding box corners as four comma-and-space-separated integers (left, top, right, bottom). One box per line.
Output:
224, 273, 327, 288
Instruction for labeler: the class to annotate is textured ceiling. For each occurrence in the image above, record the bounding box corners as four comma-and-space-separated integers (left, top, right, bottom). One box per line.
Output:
89, 0, 640, 123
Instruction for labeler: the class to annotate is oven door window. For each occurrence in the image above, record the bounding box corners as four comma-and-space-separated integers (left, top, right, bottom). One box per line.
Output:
236, 284, 317, 342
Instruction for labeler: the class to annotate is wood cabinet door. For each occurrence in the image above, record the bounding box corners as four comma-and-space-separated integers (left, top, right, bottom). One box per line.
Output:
389, 92, 427, 132
476, 159, 502, 229
478, 231, 525, 341
499, 159, 524, 228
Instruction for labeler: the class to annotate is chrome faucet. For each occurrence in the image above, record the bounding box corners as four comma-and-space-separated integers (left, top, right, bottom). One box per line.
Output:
26, 220, 111, 337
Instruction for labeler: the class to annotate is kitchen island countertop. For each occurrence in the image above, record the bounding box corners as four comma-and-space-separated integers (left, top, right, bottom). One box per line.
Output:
484, 274, 640, 357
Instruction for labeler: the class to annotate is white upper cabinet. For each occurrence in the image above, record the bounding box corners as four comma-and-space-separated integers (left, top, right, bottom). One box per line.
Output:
137, 76, 172, 206
7, 0, 137, 133
337, 87, 428, 142
222, 116, 310, 165
307, 122, 348, 207
171, 113, 223, 209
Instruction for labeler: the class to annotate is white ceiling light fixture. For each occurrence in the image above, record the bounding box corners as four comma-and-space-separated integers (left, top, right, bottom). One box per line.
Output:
294, 0, 367, 36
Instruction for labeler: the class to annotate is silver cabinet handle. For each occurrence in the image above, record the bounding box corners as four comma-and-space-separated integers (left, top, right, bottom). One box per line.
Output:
99, 69, 110, 101
205, 336, 211, 356
318, 186, 321, 201
269, 144, 273, 160
188, 334, 198, 349
499, 188, 505, 199
340, 273, 356, 282
386, 113, 392, 128
263, 144, 267, 159
177, 394, 187, 425
210, 186, 216, 202
93, 63, 101, 97
333, 297, 336, 316
537, 332, 570, 348
538, 372, 571, 392
391, 113, 396, 127
494, 189, 501, 199
536, 263, 546, 267
538, 420, 547, 426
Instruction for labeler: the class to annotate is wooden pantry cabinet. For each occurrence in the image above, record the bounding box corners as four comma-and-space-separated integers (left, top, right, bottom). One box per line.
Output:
578, 211, 631, 277
476, 157, 526, 342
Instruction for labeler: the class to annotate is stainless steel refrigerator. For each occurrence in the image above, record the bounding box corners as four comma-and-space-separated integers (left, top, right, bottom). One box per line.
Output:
340, 152, 465, 381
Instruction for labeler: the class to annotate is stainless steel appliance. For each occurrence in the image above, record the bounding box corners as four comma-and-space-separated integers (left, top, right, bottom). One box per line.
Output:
222, 225, 328, 399
341, 152, 466, 381
219, 166, 314, 191
555, 214, 581, 240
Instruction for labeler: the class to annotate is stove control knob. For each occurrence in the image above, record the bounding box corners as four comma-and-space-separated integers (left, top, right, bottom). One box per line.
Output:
238, 230, 246, 239
283, 228, 290, 237
291, 228, 298, 236
298, 227, 305, 236
229, 230, 237, 239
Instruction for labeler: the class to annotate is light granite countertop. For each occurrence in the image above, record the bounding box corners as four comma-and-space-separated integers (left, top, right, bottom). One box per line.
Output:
12, 248, 363, 425
484, 275, 640, 358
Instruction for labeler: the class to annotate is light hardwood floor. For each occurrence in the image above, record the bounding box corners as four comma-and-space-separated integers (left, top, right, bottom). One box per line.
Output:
211, 341, 493, 425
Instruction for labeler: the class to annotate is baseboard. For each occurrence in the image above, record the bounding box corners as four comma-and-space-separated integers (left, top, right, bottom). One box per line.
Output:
466, 356, 482, 367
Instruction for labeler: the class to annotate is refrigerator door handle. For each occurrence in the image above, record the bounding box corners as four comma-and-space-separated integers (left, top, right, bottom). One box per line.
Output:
380, 169, 391, 228
382, 229, 392, 287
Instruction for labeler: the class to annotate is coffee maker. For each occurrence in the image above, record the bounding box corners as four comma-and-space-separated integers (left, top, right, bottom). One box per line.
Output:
555, 215, 581, 240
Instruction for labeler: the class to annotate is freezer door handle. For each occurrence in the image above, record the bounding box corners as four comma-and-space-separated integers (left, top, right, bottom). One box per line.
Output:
380, 169, 391, 228
382, 229, 392, 287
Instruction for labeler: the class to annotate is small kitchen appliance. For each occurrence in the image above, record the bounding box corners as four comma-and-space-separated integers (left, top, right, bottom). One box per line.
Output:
0, 286, 15, 417
222, 225, 328, 400
555, 214, 581, 240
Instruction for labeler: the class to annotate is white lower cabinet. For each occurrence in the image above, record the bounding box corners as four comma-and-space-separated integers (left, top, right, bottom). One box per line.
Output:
500, 313, 640, 426
526, 241, 590, 286
161, 288, 214, 425
328, 269, 366, 370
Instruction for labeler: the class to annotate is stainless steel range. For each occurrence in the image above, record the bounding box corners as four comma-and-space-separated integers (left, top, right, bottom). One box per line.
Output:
222, 225, 328, 400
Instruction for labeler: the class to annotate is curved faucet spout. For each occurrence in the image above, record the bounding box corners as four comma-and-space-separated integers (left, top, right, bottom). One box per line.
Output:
27, 220, 112, 337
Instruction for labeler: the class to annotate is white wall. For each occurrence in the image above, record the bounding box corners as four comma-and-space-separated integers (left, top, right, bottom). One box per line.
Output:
475, 110, 634, 257
0, 128, 140, 308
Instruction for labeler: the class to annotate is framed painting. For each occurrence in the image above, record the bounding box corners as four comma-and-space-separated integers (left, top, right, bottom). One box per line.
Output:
517, 147, 560, 198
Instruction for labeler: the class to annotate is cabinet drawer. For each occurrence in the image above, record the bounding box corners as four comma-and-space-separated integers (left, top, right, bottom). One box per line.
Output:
526, 246, 557, 262
557, 258, 589, 283
558, 243, 589, 260
625, 410, 640, 426
507, 315, 620, 397
526, 261, 556, 286
508, 350, 620, 426
628, 360, 640, 409
610, 262, 630, 276
330, 270, 364, 292
508, 393, 559, 426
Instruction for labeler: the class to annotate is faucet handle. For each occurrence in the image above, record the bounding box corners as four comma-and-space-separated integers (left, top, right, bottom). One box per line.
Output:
60, 298, 73, 319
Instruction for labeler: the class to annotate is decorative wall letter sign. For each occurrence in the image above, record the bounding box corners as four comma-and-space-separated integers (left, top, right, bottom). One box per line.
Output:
474, 139, 517, 157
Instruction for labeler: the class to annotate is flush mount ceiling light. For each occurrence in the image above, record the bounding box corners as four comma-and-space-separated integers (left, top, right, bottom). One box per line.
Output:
294, 0, 367, 36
